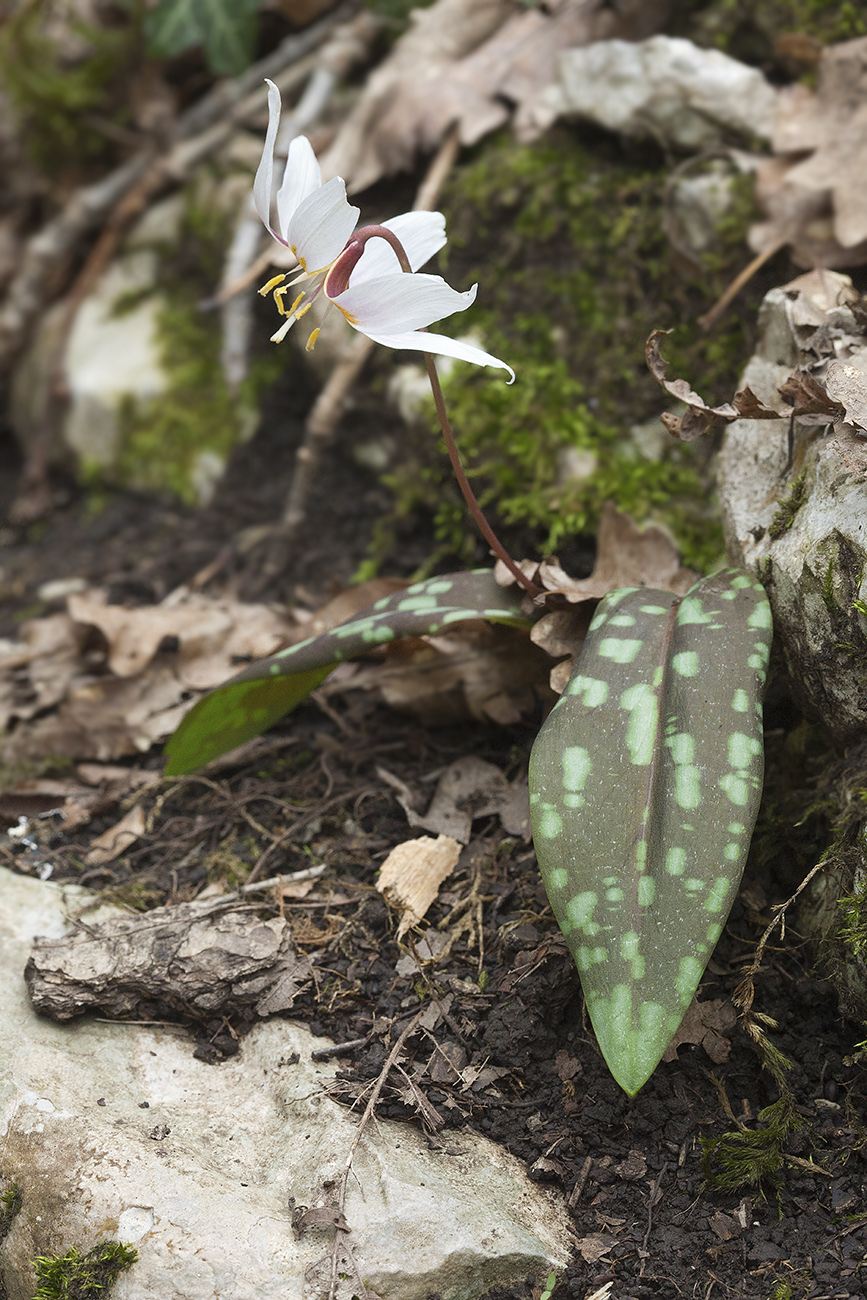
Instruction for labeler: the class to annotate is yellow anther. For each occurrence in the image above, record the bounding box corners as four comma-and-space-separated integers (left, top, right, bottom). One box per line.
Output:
259, 273, 286, 297
305, 328, 320, 352
274, 289, 306, 318
295, 300, 313, 320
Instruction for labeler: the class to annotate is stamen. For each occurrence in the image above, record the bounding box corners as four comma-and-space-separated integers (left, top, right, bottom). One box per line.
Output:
305, 328, 320, 352
259, 273, 286, 297
295, 300, 314, 320
273, 288, 306, 318
270, 315, 296, 344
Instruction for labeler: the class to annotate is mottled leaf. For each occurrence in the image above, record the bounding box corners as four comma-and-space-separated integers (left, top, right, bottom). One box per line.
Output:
144, 0, 258, 76
529, 569, 771, 1096
164, 570, 534, 776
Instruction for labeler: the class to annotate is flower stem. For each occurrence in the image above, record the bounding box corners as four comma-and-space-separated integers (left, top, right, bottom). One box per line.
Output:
352, 225, 541, 599
423, 353, 541, 597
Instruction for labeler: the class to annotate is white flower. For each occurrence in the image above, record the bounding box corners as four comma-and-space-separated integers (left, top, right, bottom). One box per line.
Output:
253, 80, 513, 380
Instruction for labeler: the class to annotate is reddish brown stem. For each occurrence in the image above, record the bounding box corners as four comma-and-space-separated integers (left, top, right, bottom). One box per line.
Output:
354, 226, 540, 599
423, 353, 540, 597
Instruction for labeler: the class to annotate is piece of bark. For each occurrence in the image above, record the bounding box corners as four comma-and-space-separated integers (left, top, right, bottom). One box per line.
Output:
25, 901, 310, 1026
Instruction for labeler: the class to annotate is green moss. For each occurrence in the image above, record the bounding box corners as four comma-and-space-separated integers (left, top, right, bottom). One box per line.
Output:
0, 1, 141, 173
100, 881, 165, 912
670, 0, 867, 63
203, 843, 252, 891
701, 1093, 804, 1193
0, 1184, 22, 1242
768, 471, 808, 539
373, 128, 763, 574
112, 173, 282, 504
32, 1242, 137, 1300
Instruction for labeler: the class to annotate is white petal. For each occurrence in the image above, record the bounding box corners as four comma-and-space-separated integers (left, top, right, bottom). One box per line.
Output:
332, 273, 476, 334
361, 328, 516, 382
275, 136, 322, 242
288, 177, 359, 273
351, 211, 447, 283
253, 79, 282, 240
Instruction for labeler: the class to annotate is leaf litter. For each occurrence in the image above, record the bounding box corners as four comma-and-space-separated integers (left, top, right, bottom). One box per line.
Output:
2, 7, 867, 1295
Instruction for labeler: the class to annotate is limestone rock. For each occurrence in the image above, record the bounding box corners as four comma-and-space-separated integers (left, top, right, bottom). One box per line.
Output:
716, 269, 867, 739
0, 868, 573, 1300
547, 35, 778, 150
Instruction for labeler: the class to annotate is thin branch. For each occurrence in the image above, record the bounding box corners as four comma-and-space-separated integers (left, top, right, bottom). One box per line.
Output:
327, 1011, 423, 1300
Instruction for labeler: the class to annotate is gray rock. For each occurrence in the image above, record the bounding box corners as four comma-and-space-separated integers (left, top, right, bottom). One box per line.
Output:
547, 35, 777, 150
0, 868, 573, 1300
716, 269, 867, 739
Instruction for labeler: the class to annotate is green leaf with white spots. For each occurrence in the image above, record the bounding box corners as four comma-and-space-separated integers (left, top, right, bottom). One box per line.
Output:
529, 569, 772, 1097
164, 570, 535, 776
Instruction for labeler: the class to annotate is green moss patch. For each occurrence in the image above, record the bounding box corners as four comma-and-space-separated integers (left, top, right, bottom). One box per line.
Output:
32, 1241, 137, 1300
112, 174, 281, 505
374, 127, 775, 574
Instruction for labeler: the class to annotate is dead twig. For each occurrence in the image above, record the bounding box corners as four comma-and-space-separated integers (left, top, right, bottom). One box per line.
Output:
698, 238, 786, 332
315, 1010, 424, 1300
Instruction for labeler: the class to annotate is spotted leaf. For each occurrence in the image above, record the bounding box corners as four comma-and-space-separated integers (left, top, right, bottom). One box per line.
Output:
529, 569, 771, 1096
164, 570, 534, 775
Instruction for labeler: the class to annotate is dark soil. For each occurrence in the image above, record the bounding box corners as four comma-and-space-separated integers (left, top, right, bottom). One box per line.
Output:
1, 416, 866, 1300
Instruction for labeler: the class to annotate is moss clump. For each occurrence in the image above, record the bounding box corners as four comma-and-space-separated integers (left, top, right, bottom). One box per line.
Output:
0, 1, 140, 173
31, 1241, 137, 1300
0, 1183, 22, 1242
376, 128, 764, 575
113, 174, 282, 505
768, 470, 808, 539
671, 0, 867, 64
701, 1093, 805, 1193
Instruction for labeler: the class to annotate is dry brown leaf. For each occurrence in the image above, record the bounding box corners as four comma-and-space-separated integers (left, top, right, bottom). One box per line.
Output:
84, 803, 147, 866
576, 1233, 617, 1265
646, 331, 781, 440
330, 621, 551, 726
68, 589, 291, 687
523, 503, 696, 692
322, 0, 666, 192
1, 588, 298, 765
377, 833, 462, 939
662, 997, 737, 1065
381, 756, 530, 845
614, 1150, 647, 1181
750, 37, 867, 267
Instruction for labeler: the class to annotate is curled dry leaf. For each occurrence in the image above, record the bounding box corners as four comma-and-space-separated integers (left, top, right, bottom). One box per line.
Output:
646, 331, 781, 440
377, 833, 462, 939
380, 756, 530, 845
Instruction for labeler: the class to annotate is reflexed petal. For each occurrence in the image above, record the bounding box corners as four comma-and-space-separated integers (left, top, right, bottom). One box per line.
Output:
253, 79, 283, 240
275, 136, 322, 242
332, 273, 476, 333
352, 212, 447, 282
288, 177, 359, 273
362, 328, 516, 382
